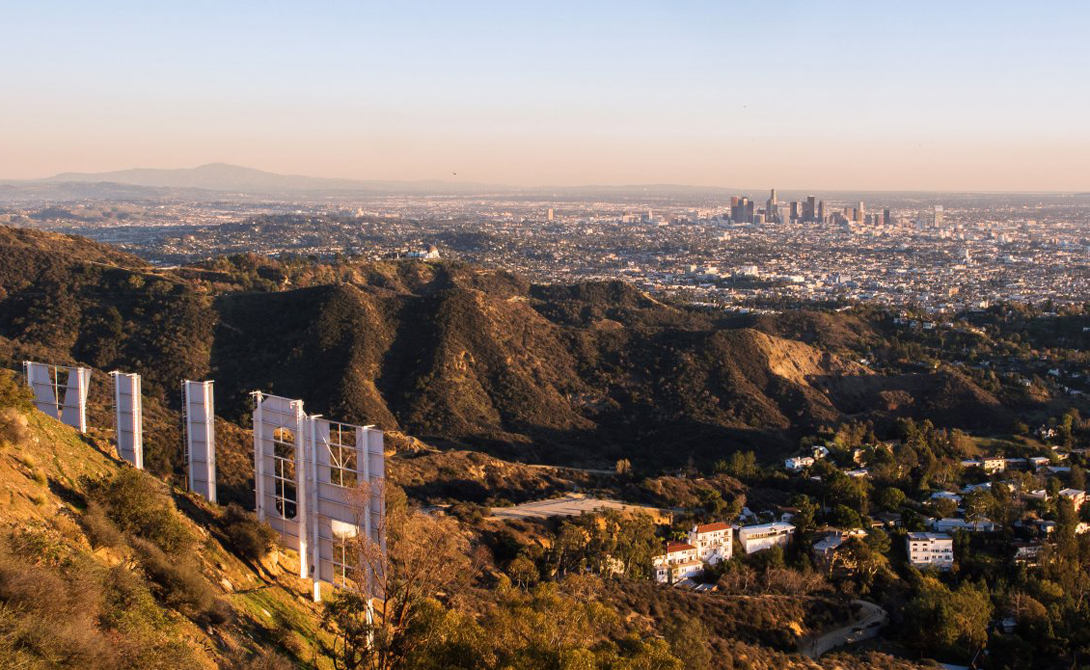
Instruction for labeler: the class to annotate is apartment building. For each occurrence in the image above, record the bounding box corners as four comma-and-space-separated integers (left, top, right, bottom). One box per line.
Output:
906, 532, 954, 570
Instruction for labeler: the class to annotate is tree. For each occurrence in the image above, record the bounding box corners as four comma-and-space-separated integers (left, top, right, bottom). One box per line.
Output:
326, 481, 477, 670
838, 536, 887, 587
928, 497, 958, 520
1071, 464, 1086, 491
663, 615, 712, 670
904, 577, 992, 662
615, 458, 632, 476
698, 487, 726, 517
721, 451, 758, 479
828, 504, 864, 529
875, 486, 906, 512
789, 494, 818, 536
507, 555, 538, 590
962, 489, 993, 522
553, 522, 587, 577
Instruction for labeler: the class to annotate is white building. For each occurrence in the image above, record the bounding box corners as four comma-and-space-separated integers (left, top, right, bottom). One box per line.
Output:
930, 490, 962, 504
982, 457, 1007, 474
688, 522, 732, 564
652, 542, 703, 584
930, 517, 997, 533
405, 245, 441, 260
906, 532, 954, 570
738, 522, 795, 554
785, 456, 815, 472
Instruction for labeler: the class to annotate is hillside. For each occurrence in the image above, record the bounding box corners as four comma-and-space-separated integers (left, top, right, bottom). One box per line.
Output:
0, 371, 338, 668
0, 370, 942, 670
0, 224, 1017, 471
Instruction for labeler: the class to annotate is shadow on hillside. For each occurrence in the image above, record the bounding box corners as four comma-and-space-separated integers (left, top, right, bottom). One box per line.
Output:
418, 417, 794, 474
47, 476, 87, 509
812, 370, 1016, 429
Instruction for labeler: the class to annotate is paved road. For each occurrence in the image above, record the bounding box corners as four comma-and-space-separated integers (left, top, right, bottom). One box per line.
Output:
490, 494, 669, 521
798, 599, 887, 659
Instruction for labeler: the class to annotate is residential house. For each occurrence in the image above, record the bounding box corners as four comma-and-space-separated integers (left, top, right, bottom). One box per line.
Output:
930, 517, 998, 533
1059, 488, 1086, 511
652, 542, 702, 584
982, 457, 1007, 474
687, 522, 732, 564
785, 456, 815, 472
906, 532, 954, 570
738, 522, 795, 554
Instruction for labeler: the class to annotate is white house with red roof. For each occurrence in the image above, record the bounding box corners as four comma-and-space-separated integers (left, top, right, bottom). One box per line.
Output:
652, 542, 702, 584
688, 522, 732, 564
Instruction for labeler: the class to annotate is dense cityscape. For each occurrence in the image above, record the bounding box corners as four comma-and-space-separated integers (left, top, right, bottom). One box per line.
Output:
4, 188, 1088, 313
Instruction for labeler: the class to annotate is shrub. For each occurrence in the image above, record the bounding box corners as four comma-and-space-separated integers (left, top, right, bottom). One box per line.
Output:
129, 537, 223, 621
228, 649, 297, 670
0, 539, 119, 669
0, 407, 29, 447
89, 469, 192, 554
0, 534, 201, 670
449, 501, 487, 524
81, 501, 124, 549
0, 370, 33, 412
222, 503, 278, 562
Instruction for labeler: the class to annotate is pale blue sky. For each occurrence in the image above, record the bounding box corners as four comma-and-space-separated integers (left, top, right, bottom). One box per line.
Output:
1, 1, 1087, 189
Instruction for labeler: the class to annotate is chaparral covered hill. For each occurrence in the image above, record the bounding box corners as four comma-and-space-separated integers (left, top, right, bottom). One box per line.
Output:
0, 224, 1011, 470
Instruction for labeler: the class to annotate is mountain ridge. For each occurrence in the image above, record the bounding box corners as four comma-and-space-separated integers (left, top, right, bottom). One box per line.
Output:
0, 224, 1014, 472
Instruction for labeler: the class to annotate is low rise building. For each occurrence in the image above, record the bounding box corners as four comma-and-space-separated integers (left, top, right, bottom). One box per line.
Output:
785, 456, 815, 472
738, 522, 795, 554
1059, 488, 1086, 510
652, 542, 702, 584
982, 456, 1007, 474
930, 517, 997, 533
906, 532, 954, 570
688, 522, 732, 564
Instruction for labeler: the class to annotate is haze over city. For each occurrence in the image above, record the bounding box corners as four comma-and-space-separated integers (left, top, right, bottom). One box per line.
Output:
2, 1, 1089, 190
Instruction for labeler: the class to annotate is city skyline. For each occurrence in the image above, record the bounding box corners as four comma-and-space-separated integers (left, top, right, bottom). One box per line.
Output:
2, 1, 1089, 190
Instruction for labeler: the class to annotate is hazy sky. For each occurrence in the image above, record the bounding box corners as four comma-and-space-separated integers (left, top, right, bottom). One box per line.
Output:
2, 1, 1088, 190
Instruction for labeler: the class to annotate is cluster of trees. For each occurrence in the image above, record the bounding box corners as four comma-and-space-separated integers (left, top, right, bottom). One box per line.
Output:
325, 490, 694, 670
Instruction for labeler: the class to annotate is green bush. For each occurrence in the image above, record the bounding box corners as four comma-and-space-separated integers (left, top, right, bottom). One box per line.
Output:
0, 535, 199, 670
80, 501, 124, 549
228, 649, 296, 670
129, 537, 225, 622
0, 370, 33, 412
221, 503, 278, 562
89, 469, 193, 554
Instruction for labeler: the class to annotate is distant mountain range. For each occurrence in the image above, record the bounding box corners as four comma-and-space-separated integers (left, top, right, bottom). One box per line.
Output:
2, 163, 1083, 204
0, 162, 748, 202
37, 162, 511, 196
